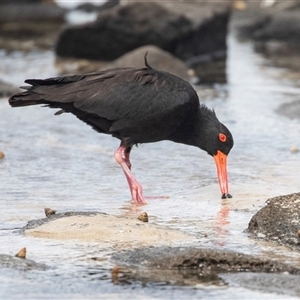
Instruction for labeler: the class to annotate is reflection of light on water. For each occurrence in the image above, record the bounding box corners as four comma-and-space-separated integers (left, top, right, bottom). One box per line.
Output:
65, 10, 98, 24
55, 0, 106, 24
55, 0, 106, 9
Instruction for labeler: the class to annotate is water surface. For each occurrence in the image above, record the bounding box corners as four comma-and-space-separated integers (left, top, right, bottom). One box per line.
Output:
0, 32, 300, 298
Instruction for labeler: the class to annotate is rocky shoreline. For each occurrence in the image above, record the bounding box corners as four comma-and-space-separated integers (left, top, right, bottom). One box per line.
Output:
1, 1, 300, 297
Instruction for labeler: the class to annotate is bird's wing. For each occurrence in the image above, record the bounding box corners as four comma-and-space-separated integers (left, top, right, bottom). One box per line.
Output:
18, 68, 200, 142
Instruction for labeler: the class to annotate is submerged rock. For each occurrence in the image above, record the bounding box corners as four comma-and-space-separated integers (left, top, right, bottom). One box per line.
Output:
0, 2, 66, 51
276, 100, 300, 120
238, 2, 300, 44
23, 211, 196, 248
0, 2, 66, 23
112, 246, 300, 285
55, 2, 191, 61
247, 192, 300, 250
221, 272, 300, 297
0, 254, 48, 271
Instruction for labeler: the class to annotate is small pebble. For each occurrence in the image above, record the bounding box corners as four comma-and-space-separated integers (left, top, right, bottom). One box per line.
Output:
44, 207, 56, 217
138, 212, 149, 222
111, 266, 120, 284
111, 266, 132, 284
290, 146, 299, 154
257, 233, 266, 238
15, 247, 26, 259
0, 151, 5, 159
233, 0, 247, 10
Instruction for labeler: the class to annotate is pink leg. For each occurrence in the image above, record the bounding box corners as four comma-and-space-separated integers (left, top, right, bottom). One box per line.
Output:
114, 145, 146, 204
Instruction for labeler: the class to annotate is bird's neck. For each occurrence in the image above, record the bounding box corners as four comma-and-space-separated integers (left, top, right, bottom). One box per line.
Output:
168, 105, 217, 151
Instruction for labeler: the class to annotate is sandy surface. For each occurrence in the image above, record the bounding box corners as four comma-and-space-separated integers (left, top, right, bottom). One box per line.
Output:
25, 214, 196, 247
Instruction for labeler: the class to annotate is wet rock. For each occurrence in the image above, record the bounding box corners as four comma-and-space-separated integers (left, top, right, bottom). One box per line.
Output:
221, 273, 300, 297
55, 2, 189, 60
137, 212, 148, 223
44, 207, 56, 218
189, 52, 227, 84
251, 10, 300, 44
0, 80, 21, 98
247, 192, 300, 250
276, 100, 300, 120
55, 1, 231, 83
0, 3, 66, 52
112, 246, 300, 285
0, 254, 48, 271
234, 1, 300, 74
0, 2, 66, 23
235, 0, 300, 37
22, 211, 196, 247
22, 211, 101, 231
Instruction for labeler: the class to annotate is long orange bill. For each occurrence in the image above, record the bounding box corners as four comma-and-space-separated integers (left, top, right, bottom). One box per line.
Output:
213, 150, 232, 199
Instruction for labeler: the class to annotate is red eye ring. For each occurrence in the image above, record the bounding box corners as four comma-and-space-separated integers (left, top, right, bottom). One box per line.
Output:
219, 133, 227, 142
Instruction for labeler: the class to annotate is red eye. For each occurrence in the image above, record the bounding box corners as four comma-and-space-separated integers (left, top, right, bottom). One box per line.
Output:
219, 133, 227, 142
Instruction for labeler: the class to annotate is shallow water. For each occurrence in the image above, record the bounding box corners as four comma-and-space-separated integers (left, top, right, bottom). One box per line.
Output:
1, 30, 300, 298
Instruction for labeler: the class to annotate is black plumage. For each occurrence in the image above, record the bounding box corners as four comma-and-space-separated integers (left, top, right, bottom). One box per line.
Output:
9, 54, 234, 204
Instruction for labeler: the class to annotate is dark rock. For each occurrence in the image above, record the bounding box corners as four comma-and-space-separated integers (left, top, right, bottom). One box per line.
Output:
111, 246, 300, 285
0, 3, 66, 23
188, 50, 227, 84
221, 273, 300, 297
55, 1, 230, 83
276, 100, 300, 120
236, 1, 300, 44
0, 3, 66, 51
248, 192, 300, 250
21, 211, 105, 232
55, 2, 192, 61
253, 10, 300, 43
0, 254, 49, 271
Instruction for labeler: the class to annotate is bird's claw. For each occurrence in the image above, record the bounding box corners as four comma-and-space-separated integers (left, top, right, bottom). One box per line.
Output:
221, 193, 232, 199
131, 184, 147, 205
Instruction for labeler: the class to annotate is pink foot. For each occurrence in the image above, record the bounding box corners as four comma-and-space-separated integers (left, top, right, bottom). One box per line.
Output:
114, 146, 146, 205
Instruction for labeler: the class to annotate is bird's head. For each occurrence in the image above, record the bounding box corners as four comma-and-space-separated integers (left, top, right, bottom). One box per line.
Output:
197, 106, 234, 199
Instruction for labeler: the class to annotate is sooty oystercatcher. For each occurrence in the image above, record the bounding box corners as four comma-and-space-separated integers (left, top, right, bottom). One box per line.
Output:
9, 54, 234, 204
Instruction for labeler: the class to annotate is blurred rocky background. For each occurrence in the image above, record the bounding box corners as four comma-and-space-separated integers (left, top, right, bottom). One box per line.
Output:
234, 0, 300, 79
1, 0, 300, 91
0, 0, 231, 86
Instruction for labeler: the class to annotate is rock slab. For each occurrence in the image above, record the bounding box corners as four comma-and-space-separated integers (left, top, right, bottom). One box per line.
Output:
248, 192, 300, 250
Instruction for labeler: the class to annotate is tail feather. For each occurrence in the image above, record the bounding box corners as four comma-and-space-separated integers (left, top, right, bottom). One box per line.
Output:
9, 75, 87, 108
8, 91, 47, 107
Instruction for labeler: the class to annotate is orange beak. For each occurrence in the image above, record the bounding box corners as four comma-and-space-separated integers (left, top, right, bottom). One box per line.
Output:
213, 150, 232, 199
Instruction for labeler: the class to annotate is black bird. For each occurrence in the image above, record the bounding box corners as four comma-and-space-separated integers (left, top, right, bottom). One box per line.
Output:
8, 54, 233, 204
